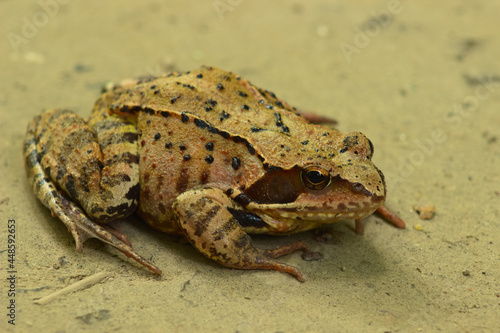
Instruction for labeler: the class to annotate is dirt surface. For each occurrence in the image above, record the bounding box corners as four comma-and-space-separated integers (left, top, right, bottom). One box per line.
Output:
1, 1, 499, 332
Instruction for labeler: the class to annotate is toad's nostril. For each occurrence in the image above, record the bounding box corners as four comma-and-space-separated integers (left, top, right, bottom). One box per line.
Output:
367, 139, 374, 159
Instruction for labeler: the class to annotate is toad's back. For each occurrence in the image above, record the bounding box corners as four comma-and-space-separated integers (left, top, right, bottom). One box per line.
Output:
92, 67, 359, 233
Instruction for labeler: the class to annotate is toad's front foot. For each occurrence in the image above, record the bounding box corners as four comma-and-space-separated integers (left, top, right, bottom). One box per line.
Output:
173, 188, 309, 282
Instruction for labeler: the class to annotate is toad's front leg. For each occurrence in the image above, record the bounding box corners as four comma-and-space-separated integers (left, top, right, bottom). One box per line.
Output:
173, 187, 309, 282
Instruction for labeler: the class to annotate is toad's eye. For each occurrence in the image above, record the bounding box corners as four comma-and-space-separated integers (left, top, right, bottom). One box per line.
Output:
301, 166, 331, 190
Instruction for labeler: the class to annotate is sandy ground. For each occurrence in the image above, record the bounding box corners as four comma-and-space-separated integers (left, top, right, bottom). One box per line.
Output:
1, 1, 499, 332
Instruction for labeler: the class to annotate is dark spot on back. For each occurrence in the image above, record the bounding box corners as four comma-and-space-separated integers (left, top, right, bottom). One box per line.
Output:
205, 155, 214, 164
231, 157, 241, 170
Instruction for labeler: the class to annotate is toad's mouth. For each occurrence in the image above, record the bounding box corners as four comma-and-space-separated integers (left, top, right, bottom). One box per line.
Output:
273, 208, 376, 221
239, 203, 383, 235
272, 205, 379, 222
247, 196, 385, 224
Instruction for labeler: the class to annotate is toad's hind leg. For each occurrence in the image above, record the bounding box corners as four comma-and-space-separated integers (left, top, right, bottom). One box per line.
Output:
24, 109, 161, 274
173, 188, 309, 282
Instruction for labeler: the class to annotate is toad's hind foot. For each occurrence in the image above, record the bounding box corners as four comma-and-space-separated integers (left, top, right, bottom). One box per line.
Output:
24, 114, 161, 275
57, 188, 162, 275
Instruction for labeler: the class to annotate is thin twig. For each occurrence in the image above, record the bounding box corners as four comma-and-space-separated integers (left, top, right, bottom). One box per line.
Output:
34, 272, 110, 305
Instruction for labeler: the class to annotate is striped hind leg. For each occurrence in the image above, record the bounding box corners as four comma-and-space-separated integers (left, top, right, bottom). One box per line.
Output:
24, 109, 161, 274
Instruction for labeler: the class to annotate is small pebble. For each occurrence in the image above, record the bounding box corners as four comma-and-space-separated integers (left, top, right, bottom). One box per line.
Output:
414, 205, 435, 220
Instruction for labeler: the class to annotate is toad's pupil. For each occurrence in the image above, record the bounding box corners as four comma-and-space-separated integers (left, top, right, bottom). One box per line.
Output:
307, 170, 325, 184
